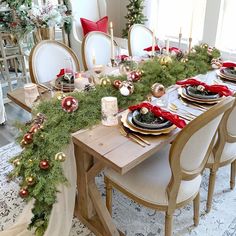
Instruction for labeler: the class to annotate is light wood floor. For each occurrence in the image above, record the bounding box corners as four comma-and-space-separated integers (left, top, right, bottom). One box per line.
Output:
0, 102, 31, 147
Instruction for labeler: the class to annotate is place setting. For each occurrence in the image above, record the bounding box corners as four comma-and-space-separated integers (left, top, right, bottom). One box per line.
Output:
176, 78, 233, 105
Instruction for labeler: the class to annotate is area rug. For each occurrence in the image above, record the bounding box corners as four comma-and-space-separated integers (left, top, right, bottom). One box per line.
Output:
0, 143, 236, 236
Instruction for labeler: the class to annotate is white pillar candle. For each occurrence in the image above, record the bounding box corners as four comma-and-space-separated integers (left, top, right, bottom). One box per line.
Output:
166, 39, 169, 54
101, 96, 118, 126
152, 29, 155, 56
92, 50, 96, 66
110, 22, 115, 60
74, 74, 89, 90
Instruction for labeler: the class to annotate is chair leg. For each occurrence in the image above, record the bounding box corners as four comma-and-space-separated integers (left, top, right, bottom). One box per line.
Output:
104, 177, 113, 215
230, 160, 236, 190
193, 192, 200, 226
165, 213, 173, 236
206, 169, 216, 213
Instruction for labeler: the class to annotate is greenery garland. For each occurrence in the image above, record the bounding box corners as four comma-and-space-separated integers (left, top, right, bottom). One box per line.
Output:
9, 44, 220, 236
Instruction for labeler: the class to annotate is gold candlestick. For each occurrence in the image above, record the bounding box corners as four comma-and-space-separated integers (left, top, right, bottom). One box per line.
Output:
188, 37, 192, 54
178, 33, 182, 49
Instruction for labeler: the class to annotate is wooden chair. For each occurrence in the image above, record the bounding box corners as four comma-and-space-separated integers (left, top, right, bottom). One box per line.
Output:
29, 40, 80, 85
206, 94, 236, 213
82, 31, 118, 70
104, 96, 235, 236
128, 24, 155, 57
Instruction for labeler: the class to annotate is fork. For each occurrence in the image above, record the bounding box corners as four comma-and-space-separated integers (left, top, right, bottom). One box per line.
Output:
119, 127, 146, 147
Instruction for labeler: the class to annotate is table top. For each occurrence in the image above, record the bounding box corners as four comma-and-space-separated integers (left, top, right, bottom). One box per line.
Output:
7, 86, 52, 113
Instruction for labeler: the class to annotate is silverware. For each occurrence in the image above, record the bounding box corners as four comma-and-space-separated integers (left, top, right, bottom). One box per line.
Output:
123, 127, 151, 145
169, 103, 198, 117
168, 105, 196, 120
179, 97, 209, 111
167, 108, 193, 121
120, 127, 146, 147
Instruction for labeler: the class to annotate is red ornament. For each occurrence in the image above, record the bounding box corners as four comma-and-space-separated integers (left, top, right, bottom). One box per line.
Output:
23, 132, 33, 144
61, 96, 78, 113
128, 71, 142, 82
19, 188, 29, 198
113, 80, 122, 89
39, 160, 50, 170
29, 124, 40, 133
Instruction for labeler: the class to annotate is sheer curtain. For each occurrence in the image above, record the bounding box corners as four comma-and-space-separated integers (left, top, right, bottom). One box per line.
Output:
144, 0, 206, 42
216, 0, 236, 52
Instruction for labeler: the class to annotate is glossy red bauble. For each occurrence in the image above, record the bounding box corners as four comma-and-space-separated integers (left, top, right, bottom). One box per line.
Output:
39, 160, 50, 170
128, 71, 142, 82
23, 132, 34, 144
61, 96, 78, 113
19, 188, 29, 198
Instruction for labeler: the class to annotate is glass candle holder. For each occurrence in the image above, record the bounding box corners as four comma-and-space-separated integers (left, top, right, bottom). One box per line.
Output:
24, 83, 40, 107
101, 97, 118, 126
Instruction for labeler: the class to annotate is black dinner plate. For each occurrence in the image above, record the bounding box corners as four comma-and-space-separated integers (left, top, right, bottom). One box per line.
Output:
185, 86, 220, 100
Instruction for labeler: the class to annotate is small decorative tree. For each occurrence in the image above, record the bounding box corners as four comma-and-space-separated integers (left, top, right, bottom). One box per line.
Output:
122, 0, 147, 38
0, 0, 32, 9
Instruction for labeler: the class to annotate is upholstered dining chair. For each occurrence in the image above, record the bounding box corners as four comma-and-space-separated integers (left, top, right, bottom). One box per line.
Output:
68, 0, 128, 69
128, 24, 155, 57
29, 40, 80, 85
104, 96, 235, 236
206, 94, 236, 213
82, 31, 118, 70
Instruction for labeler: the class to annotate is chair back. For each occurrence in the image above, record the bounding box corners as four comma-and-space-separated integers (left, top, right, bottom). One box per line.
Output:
167, 96, 235, 203
69, 0, 107, 42
82, 31, 118, 70
225, 94, 236, 139
128, 24, 154, 57
29, 40, 80, 84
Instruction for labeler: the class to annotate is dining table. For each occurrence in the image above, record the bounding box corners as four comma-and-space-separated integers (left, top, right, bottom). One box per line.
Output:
6, 69, 236, 236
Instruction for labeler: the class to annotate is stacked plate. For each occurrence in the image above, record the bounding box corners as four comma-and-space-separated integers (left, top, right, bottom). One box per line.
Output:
51, 78, 75, 92
178, 86, 223, 104
217, 67, 236, 82
121, 110, 176, 135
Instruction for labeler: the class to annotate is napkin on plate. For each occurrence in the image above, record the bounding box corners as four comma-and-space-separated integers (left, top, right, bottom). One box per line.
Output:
143, 45, 160, 52
176, 78, 233, 97
222, 62, 236, 68
129, 102, 186, 128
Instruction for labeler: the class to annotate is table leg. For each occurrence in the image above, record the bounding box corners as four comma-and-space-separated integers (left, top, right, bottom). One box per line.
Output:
74, 144, 121, 236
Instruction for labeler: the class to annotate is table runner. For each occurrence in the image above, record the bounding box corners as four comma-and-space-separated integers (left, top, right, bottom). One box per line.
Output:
0, 142, 77, 236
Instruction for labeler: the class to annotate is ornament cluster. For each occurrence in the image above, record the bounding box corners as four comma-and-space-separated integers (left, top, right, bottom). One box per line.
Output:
20, 113, 46, 146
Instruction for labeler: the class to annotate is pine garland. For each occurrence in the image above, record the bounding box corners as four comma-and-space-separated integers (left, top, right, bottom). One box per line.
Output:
122, 0, 147, 38
9, 44, 220, 236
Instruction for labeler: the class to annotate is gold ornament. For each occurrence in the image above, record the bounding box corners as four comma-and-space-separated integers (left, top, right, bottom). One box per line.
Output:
151, 83, 166, 98
54, 91, 66, 100
13, 159, 21, 166
26, 176, 35, 186
55, 152, 66, 162
200, 43, 209, 49
197, 85, 205, 92
180, 57, 189, 63
159, 55, 172, 66
140, 107, 149, 115
100, 77, 111, 86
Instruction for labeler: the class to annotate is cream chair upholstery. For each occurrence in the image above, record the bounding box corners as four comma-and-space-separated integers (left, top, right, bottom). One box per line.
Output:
105, 97, 235, 236
128, 24, 154, 57
206, 95, 236, 213
69, 0, 128, 69
82, 31, 118, 70
29, 40, 80, 84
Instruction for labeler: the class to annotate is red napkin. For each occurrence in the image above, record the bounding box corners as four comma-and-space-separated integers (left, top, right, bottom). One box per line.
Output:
116, 55, 129, 61
129, 102, 186, 129
143, 45, 160, 52
222, 62, 236, 68
162, 47, 181, 53
176, 78, 233, 97
56, 69, 79, 78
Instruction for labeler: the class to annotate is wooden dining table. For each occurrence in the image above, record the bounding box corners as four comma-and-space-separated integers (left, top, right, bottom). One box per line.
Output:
7, 70, 236, 235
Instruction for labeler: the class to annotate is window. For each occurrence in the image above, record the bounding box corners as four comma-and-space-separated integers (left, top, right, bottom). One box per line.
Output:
145, 0, 207, 42
216, 0, 236, 52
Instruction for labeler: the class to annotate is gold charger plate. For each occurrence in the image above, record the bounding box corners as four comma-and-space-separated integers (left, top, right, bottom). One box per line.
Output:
121, 110, 176, 135
216, 69, 236, 82
178, 88, 222, 104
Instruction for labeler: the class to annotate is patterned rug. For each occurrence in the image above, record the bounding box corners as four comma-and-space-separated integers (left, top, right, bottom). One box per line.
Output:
0, 143, 236, 236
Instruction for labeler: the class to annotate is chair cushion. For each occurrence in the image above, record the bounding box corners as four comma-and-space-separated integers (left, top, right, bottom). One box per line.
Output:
80, 16, 108, 36
105, 145, 202, 206
208, 142, 236, 164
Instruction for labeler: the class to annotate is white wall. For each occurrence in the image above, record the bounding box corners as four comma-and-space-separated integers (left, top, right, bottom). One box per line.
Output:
107, 0, 129, 37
